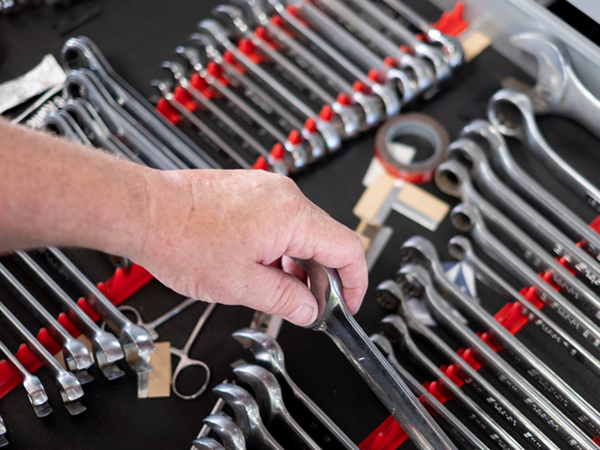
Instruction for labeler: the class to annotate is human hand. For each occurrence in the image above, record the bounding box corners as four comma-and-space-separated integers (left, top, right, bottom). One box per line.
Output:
129, 169, 368, 326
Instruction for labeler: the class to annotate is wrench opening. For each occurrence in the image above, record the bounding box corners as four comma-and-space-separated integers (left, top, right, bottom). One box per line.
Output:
433, 162, 462, 197
487, 95, 526, 139
449, 205, 476, 233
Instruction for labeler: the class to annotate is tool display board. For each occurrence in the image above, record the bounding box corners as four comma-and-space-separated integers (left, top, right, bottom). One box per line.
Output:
2, 0, 600, 449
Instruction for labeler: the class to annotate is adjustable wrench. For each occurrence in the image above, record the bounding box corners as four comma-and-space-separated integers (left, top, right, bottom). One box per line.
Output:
40, 247, 154, 375
398, 264, 599, 449
295, 259, 457, 450
0, 338, 52, 418
214, 4, 364, 137
508, 32, 600, 140
461, 120, 600, 259
287, 0, 418, 104
376, 286, 558, 450
488, 88, 600, 212
370, 334, 490, 450
401, 236, 600, 438
13, 250, 125, 380
61, 36, 219, 170
0, 263, 93, 383
439, 146, 600, 320
0, 298, 86, 415
197, 20, 344, 151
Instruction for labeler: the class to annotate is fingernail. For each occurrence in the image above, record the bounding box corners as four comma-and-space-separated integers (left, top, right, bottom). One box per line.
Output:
285, 303, 315, 326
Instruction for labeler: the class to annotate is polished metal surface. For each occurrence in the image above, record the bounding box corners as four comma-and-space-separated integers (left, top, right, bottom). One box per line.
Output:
203, 414, 246, 450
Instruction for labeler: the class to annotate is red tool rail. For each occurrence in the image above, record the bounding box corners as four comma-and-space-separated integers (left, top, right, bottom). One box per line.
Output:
0, 263, 153, 400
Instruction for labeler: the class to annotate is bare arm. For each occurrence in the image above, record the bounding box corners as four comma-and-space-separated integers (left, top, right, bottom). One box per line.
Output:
0, 120, 368, 326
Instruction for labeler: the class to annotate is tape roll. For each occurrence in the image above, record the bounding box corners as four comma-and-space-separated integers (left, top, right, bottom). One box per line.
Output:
374, 113, 449, 184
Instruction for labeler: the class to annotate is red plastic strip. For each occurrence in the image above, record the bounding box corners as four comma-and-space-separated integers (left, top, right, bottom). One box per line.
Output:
431, 1, 467, 37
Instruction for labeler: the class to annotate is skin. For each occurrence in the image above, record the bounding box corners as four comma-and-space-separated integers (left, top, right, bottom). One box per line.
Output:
0, 120, 368, 326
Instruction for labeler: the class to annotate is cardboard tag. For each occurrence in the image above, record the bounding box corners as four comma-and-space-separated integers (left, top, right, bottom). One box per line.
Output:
353, 172, 396, 224
146, 342, 172, 398
462, 30, 492, 63
393, 182, 450, 231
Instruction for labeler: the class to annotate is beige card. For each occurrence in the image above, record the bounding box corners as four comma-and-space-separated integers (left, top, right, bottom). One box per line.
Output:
396, 182, 450, 226
353, 172, 396, 224
462, 30, 492, 63
147, 342, 172, 398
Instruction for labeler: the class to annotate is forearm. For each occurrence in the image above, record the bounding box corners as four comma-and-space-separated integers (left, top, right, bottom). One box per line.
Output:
0, 119, 150, 257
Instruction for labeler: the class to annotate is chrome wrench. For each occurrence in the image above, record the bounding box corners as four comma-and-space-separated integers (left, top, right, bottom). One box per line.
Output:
193, 438, 226, 450
202, 414, 247, 450
43, 110, 92, 145
13, 250, 125, 381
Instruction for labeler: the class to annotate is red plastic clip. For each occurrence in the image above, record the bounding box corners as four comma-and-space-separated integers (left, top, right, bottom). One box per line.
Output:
206, 62, 230, 87
253, 156, 269, 171
431, 1, 467, 37
238, 39, 262, 64
425, 380, 448, 403
443, 364, 464, 388
477, 331, 503, 352
353, 81, 370, 93
555, 256, 577, 276
223, 51, 246, 74
495, 302, 530, 335
458, 347, 482, 370
97, 264, 154, 306
270, 143, 285, 161
285, 5, 310, 28
173, 86, 198, 112
255, 27, 281, 50
358, 415, 408, 450
156, 98, 181, 125
190, 73, 215, 99
590, 215, 600, 234
519, 286, 545, 309
304, 118, 318, 134
287, 130, 302, 145
318, 105, 334, 122
539, 271, 561, 291
336, 93, 352, 106
271, 16, 295, 37
383, 56, 396, 68
367, 69, 380, 83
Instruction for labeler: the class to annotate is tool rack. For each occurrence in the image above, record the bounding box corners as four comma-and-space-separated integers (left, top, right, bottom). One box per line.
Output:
3, 0, 600, 449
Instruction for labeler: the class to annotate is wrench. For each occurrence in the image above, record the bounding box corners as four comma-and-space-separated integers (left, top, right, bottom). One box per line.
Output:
13, 250, 125, 380
40, 247, 154, 375
488, 88, 600, 212
460, 119, 600, 259
231, 328, 358, 450
0, 297, 86, 415
61, 36, 219, 170
203, 414, 247, 450
233, 364, 322, 450
0, 338, 52, 417
193, 438, 226, 450
400, 236, 600, 438
43, 110, 92, 145
436, 155, 600, 325
0, 263, 93, 383
197, 20, 344, 151
213, 383, 284, 450
294, 258, 457, 450
397, 264, 599, 449
192, 389, 228, 450
370, 333, 490, 450
0, 417, 5, 448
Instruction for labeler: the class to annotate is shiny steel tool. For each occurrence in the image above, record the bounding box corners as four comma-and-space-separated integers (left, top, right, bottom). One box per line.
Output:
370, 333, 490, 450
0, 416, 6, 447
401, 236, 600, 438
374, 324, 524, 450
213, 383, 284, 450
61, 36, 218, 169
193, 438, 226, 450
435, 159, 600, 331
449, 235, 600, 381
43, 110, 92, 145
397, 264, 599, 449
170, 302, 216, 400
214, 4, 364, 137
202, 414, 247, 450
446, 137, 600, 289
191, 389, 228, 450
232, 328, 358, 450
196, 20, 344, 151
294, 259, 457, 450
460, 119, 600, 258
40, 247, 154, 375
286, 0, 418, 104
233, 364, 322, 450
13, 250, 125, 380
508, 32, 600, 140
0, 263, 93, 383
0, 298, 86, 415
0, 339, 52, 417
376, 304, 558, 450
64, 69, 187, 170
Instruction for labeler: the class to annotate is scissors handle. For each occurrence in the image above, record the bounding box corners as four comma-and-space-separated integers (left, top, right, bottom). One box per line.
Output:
170, 349, 211, 400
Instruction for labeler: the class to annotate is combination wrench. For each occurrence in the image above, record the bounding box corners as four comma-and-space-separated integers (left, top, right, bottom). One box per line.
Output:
436, 155, 600, 324
61, 36, 219, 169
370, 333, 490, 450
234, 364, 322, 450
0, 263, 94, 383
375, 283, 558, 450
294, 259, 457, 450
488, 88, 600, 212
397, 264, 599, 449
193, 437, 226, 450
0, 338, 52, 418
202, 414, 246, 450
43, 110, 92, 145
400, 236, 600, 438
461, 119, 600, 258
13, 250, 125, 380
39, 247, 154, 375
232, 328, 359, 450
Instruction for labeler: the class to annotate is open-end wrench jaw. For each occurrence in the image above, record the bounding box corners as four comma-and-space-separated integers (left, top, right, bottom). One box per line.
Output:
203, 414, 247, 450
459, 119, 509, 154
427, 30, 464, 69
212, 5, 252, 39
193, 437, 227, 450
151, 78, 175, 99
231, 0, 270, 27
233, 364, 277, 425
162, 61, 189, 83
198, 19, 236, 49
231, 328, 286, 376
190, 33, 223, 64
92, 333, 127, 380
176, 46, 205, 73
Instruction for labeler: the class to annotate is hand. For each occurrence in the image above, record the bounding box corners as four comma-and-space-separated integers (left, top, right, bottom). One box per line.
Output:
129, 169, 368, 326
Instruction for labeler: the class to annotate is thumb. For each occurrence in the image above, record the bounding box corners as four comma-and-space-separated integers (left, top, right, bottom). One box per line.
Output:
248, 263, 319, 326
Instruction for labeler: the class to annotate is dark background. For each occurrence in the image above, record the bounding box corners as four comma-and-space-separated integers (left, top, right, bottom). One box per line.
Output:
2, 0, 600, 449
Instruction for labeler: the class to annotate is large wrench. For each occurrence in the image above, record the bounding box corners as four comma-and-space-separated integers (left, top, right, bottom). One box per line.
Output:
376, 283, 558, 450
13, 250, 125, 380
295, 259, 457, 450
397, 264, 599, 449
488, 88, 600, 212
401, 236, 600, 438
61, 36, 219, 169
43, 110, 92, 145
460, 119, 600, 258
436, 153, 600, 323
202, 414, 246, 450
